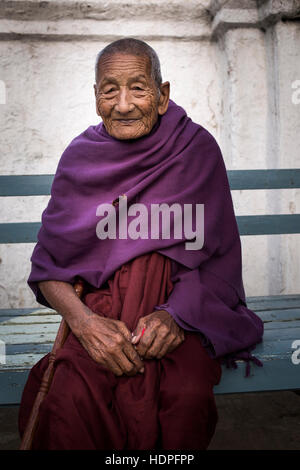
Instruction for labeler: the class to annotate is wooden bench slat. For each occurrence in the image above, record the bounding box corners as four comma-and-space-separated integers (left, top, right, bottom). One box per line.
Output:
0, 314, 61, 324
237, 214, 300, 235
214, 357, 300, 394
262, 324, 300, 340
2, 297, 299, 317
1, 170, 300, 196
227, 169, 300, 190
0, 175, 54, 196
1, 214, 300, 243
247, 294, 300, 311
3, 310, 298, 325
6, 343, 53, 355
0, 332, 58, 345
254, 308, 300, 322
1, 323, 60, 335
1, 354, 47, 369
4, 336, 294, 363
252, 337, 299, 356
0, 222, 41, 243
2, 311, 299, 328
0, 308, 55, 317
0, 370, 30, 405
260, 319, 300, 330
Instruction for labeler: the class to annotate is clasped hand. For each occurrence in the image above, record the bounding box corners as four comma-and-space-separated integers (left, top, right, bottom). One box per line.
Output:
77, 310, 185, 377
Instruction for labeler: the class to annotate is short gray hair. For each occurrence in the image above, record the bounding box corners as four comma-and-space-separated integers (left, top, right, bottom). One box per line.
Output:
95, 38, 162, 90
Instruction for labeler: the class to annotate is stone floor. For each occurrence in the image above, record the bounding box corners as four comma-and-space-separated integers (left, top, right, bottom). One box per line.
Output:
209, 391, 300, 450
1, 391, 300, 450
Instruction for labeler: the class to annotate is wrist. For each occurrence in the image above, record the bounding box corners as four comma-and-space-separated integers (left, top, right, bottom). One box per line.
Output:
67, 304, 98, 338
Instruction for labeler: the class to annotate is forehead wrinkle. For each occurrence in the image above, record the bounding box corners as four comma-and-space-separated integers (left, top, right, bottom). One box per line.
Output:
100, 64, 150, 75
97, 53, 152, 84
99, 53, 150, 67
100, 74, 148, 88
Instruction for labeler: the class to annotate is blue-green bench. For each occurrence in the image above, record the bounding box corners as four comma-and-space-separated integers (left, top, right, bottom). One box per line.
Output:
0, 170, 300, 404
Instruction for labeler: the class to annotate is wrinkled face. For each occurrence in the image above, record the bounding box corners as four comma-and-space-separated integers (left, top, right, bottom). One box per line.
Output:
94, 53, 169, 140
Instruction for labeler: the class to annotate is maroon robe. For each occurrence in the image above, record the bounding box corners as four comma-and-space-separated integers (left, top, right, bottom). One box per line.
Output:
19, 252, 222, 450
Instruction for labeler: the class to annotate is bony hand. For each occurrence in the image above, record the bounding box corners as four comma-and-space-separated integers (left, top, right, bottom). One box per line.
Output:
76, 313, 145, 377
131, 310, 185, 360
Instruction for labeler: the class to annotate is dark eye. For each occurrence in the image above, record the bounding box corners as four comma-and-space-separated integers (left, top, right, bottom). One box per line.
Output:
132, 86, 143, 91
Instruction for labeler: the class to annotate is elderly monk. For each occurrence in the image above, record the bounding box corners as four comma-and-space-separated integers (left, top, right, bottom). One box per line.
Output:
19, 38, 263, 450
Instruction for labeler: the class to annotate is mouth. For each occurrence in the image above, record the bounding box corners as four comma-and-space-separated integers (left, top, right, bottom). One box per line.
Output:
113, 119, 139, 125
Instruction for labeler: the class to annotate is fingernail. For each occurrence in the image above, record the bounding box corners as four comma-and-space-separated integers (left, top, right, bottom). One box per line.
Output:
132, 336, 137, 343
139, 367, 145, 373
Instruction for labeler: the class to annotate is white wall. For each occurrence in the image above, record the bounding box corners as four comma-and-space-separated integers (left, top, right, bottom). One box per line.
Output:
0, 0, 299, 307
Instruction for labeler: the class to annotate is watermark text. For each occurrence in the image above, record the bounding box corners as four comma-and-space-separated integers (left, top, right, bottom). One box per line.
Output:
96, 196, 204, 251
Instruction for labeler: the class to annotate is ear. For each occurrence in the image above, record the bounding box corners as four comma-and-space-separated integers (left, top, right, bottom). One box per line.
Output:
157, 81, 170, 116
94, 83, 101, 116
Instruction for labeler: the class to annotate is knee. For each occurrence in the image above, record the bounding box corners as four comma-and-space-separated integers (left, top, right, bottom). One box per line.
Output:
183, 383, 215, 413
161, 377, 216, 414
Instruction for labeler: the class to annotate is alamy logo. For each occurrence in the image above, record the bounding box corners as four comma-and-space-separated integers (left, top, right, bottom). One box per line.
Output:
291, 340, 300, 365
96, 195, 204, 250
291, 80, 300, 105
0, 340, 6, 365
0, 80, 6, 104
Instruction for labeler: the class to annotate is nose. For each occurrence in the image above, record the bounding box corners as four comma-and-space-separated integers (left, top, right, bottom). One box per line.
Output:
114, 87, 134, 114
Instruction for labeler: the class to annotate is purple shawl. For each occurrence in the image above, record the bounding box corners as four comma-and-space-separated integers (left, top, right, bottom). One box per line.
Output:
28, 99, 263, 363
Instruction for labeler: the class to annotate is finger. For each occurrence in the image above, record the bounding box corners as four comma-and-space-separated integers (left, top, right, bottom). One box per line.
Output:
131, 320, 147, 344
166, 334, 186, 354
102, 356, 124, 377
135, 327, 156, 357
156, 338, 176, 359
142, 322, 171, 358
114, 349, 144, 376
122, 342, 145, 372
144, 333, 174, 359
116, 321, 133, 342
98, 333, 135, 375
114, 322, 145, 372
80, 338, 124, 376
179, 328, 185, 341
156, 335, 181, 359
132, 326, 146, 345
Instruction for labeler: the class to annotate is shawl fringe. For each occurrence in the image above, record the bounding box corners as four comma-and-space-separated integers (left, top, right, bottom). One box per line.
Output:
220, 343, 263, 378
